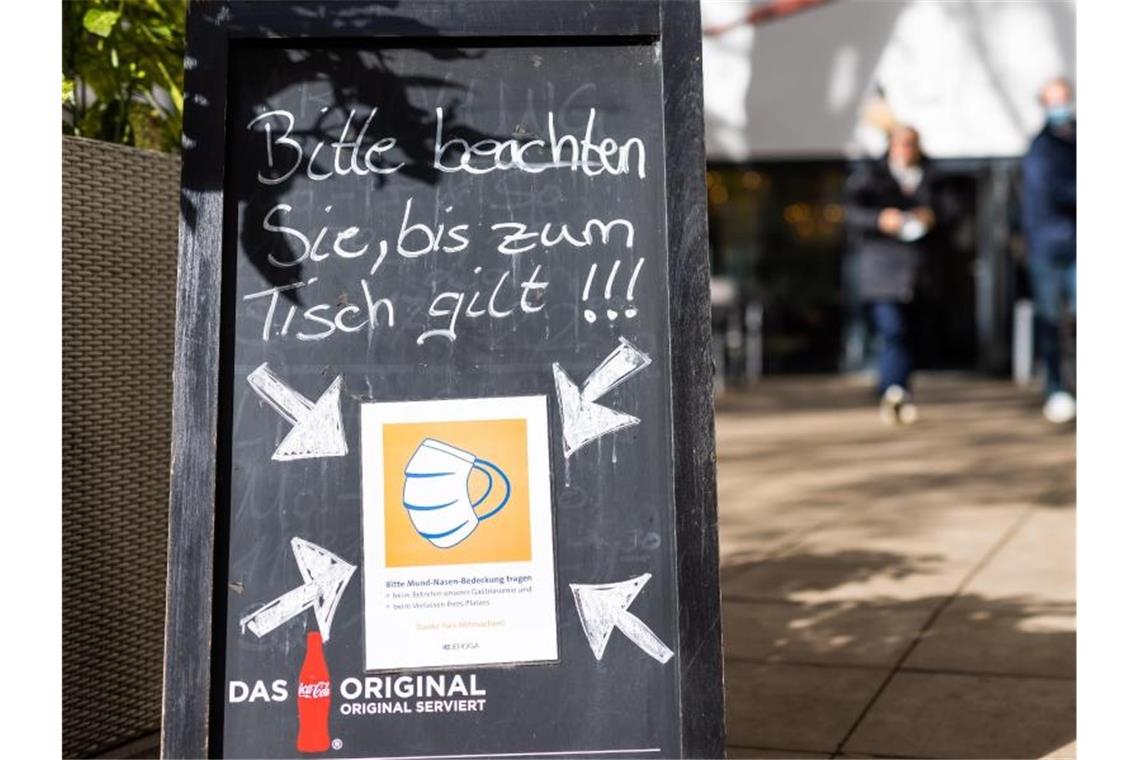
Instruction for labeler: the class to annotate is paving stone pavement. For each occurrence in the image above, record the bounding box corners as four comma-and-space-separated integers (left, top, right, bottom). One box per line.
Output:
718, 374, 1076, 760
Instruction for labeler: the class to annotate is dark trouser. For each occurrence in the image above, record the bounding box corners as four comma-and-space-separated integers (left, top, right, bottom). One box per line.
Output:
869, 301, 912, 395
1029, 257, 1076, 397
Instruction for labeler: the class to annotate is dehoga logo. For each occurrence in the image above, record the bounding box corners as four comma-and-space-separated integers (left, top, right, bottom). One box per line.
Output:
443, 641, 480, 651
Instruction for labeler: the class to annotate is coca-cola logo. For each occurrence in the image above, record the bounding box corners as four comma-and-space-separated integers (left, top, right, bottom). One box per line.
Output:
298, 680, 331, 699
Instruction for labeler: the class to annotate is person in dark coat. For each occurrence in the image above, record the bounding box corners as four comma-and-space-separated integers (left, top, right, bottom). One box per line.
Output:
846, 125, 938, 425
1021, 76, 1076, 424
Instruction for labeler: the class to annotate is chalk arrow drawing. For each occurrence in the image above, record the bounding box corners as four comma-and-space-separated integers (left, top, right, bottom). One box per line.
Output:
552, 337, 651, 458
247, 363, 348, 461
569, 573, 674, 664
240, 537, 357, 643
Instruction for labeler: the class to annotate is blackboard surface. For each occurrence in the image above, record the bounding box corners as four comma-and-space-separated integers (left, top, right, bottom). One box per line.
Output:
164, 3, 722, 759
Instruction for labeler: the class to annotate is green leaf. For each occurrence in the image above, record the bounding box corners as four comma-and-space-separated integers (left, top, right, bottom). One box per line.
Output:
168, 84, 183, 114
82, 8, 121, 38
62, 78, 75, 105
65, 0, 188, 152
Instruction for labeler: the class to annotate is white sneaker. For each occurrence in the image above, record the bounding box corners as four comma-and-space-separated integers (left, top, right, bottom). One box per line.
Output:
898, 399, 919, 426
880, 385, 918, 426
1043, 391, 1076, 424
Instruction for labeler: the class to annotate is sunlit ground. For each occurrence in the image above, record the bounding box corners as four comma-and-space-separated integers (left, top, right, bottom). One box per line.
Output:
717, 373, 1075, 760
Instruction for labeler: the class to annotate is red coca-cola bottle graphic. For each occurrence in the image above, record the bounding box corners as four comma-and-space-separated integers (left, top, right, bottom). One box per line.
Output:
296, 631, 332, 753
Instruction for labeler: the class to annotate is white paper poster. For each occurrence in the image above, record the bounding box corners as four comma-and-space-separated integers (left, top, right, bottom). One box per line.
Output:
360, 395, 558, 670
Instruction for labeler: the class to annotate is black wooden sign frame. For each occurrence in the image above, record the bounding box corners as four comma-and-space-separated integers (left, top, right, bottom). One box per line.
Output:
163, 1, 722, 757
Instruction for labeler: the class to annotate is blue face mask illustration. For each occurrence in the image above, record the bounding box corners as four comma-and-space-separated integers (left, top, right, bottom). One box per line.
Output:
402, 439, 511, 549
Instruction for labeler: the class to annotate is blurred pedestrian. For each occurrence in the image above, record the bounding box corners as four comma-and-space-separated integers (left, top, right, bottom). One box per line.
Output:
846, 125, 938, 425
1022, 76, 1076, 424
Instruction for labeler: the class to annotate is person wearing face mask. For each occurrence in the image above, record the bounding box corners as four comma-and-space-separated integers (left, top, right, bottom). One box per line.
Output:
1021, 76, 1077, 424
846, 125, 938, 425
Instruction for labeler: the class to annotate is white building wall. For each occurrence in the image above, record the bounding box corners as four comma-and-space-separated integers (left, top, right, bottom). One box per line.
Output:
702, 0, 1076, 160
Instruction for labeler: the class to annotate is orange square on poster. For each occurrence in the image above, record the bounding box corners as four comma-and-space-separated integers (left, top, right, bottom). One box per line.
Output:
382, 418, 532, 567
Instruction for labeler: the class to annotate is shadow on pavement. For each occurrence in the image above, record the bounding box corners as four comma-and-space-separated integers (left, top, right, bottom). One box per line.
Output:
722, 550, 1075, 759
715, 375, 1075, 759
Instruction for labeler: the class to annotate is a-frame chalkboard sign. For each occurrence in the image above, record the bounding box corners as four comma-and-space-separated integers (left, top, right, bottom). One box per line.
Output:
163, 1, 723, 757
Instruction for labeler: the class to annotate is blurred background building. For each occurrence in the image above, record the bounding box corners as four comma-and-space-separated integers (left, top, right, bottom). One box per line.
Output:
700, 0, 1075, 381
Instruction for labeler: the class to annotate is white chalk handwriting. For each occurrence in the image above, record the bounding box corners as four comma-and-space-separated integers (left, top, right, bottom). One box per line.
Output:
239, 100, 654, 345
